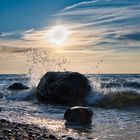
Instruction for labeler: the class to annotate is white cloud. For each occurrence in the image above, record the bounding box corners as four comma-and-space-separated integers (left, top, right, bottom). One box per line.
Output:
23, 28, 35, 34
63, 0, 97, 11
55, 0, 140, 52
0, 32, 14, 37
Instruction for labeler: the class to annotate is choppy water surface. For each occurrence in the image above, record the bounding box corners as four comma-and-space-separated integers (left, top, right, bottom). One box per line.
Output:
0, 74, 140, 139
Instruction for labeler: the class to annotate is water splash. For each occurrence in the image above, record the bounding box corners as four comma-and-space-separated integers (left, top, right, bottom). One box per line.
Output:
23, 48, 71, 86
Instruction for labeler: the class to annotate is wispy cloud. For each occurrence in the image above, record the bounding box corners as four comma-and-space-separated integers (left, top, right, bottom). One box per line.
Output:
0, 46, 28, 53
0, 32, 14, 37
0, 30, 23, 40
1, 0, 140, 73
1, 0, 140, 54
63, 0, 97, 11
55, 0, 140, 53
0, 28, 39, 53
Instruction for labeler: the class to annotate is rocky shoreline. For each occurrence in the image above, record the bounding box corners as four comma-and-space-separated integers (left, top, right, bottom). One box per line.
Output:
0, 119, 76, 140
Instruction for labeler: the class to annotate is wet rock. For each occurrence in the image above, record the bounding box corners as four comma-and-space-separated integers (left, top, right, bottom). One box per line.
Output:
37, 72, 91, 105
0, 92, 3, 99
64, 106, 93, 125
0, 119, 62, 140
49, 134, 56, 139
0, 119, 7, 123
66, 137, 76, 140
8, 83, 30, 90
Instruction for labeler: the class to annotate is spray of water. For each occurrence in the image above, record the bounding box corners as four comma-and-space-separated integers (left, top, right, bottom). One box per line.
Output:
87, 58, 104, 92
87, 58, 127, 95
23, 48, 135, 104
23, 48, 71, 86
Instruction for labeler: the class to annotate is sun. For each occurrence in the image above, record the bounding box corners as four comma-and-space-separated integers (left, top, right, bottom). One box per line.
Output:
48, 25, 69, 46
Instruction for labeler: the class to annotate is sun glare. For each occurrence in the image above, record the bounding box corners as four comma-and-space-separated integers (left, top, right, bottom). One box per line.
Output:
48, 25, 69, 46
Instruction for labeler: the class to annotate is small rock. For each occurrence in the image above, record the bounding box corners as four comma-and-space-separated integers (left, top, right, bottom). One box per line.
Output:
66, 137, 75, 140
49, 134, 56, 139
0, 119, 7, 123
8, 83, 30, 90
64, 106, 93, 125
42, 134, 48, 138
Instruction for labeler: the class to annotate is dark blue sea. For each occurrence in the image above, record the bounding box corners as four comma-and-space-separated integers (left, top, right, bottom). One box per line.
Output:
0, 74, 140, 139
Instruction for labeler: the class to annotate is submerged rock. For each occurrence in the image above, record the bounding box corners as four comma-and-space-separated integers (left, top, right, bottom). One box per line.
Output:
64, 106, 93, 125
37, 71, 91, 105
8, 83, 30, 90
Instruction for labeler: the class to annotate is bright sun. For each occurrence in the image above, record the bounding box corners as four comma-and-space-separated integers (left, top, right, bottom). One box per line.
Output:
48, 25, 69, 46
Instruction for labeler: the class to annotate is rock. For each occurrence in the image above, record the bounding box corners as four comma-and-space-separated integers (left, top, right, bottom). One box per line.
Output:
37, 72, 91, 105
0, 92, 3, 98
0, 119, 7, 123
0, 119, 63, 140
66, 137, 76, 140
49, 134, 56, 139
64, 106, 93, 125
8, 83, 30, 90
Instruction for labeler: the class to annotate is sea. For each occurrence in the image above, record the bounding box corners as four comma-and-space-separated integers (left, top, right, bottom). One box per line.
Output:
0, 74, 140, 140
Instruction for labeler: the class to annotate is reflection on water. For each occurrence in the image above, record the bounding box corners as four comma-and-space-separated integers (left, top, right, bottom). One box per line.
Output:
0, 74, 140, 139
0, 100, 140, 139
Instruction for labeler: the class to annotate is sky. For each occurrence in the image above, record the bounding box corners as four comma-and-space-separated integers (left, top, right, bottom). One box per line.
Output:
0, 0, 140, 74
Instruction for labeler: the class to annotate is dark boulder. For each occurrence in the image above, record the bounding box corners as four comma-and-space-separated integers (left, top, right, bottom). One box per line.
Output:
64, 106, 93, 125
0, 92, 3, 99
37, 72, 91, 105
8, 83, 30, 90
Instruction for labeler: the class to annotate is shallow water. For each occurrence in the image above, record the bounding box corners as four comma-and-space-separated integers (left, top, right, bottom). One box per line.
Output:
0, 74, 140, 139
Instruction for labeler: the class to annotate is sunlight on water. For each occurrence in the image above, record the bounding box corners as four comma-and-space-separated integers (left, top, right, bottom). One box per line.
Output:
0, 100, 140, 139
0, 49, 139, 139
0, 73, 140, 139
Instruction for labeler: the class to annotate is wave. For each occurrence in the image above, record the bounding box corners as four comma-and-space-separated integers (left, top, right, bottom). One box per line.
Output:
0, 74, 140, 109
1, 85, 140, 109
86, 90, 140, 109
87, 74, 140, 107
100, 81, 140, 89
3, 87, 36, 101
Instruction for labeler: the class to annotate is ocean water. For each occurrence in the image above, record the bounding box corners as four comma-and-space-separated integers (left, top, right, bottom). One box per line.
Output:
0, 74, 140, 139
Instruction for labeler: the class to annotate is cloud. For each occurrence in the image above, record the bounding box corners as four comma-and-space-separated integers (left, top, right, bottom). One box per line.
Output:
23, 28, 34, 34
0, 30, 23, 40
0, 32, 14, 37
55, 0, 140, 53
0, 46, 28, 53
63, 0, 97, 11
1, 0, 140, 73
1, 0, 140, 54
117, 32, 140, 41
0, 28, 40, 54
0, 29, 35, 40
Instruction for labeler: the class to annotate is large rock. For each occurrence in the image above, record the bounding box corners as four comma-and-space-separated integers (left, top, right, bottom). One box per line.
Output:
8, 83, 30, 90
64, 106, 93, 125
37, 72, 91, 105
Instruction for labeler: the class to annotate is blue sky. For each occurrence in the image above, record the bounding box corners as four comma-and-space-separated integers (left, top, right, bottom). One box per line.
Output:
0, 0, 82, 32
0, 0, 140, 73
